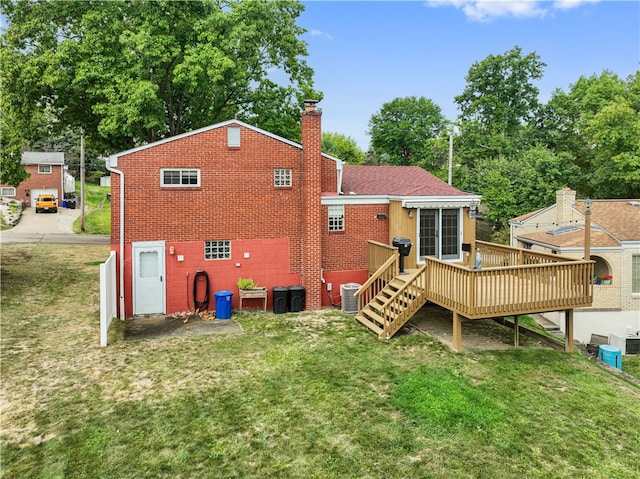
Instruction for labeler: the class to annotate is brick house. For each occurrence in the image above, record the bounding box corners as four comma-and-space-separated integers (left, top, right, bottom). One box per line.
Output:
510, 188, 640, 343
0, 152, 65, 206
106, 101, 479, 318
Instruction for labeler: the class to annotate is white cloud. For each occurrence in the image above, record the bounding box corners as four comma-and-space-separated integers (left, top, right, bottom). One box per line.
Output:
426, 0, 600, 22
309, 29, 333, 40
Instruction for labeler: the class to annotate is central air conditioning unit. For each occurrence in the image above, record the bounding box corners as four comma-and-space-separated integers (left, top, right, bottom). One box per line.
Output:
340, 283, 361, 314
609, 333, 640, 355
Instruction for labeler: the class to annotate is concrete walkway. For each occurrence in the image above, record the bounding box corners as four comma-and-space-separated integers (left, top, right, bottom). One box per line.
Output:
0, 206, 110, 245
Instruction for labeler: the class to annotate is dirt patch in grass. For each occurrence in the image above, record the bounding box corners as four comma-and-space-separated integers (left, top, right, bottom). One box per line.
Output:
124, 315, 242, 340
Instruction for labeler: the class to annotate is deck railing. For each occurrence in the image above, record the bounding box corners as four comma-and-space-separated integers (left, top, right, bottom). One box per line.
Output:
475, 240, 566, 267
367, 241, 398, 275
423, 256, 593, 319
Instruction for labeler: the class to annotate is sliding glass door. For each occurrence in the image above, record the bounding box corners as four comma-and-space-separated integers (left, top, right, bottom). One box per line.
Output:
418, 208, 461, 262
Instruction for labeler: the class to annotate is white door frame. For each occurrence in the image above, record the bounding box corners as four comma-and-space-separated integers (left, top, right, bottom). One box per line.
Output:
132, 241, 166, 315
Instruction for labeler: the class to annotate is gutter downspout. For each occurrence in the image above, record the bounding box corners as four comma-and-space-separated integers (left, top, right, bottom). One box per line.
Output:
105, 159, 126, 321
336, 159, 344, 194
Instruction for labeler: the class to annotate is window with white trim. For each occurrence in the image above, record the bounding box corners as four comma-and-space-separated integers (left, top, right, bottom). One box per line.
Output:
161, 168, 200, 187
1, 187, 16, 196
632, 255, 640, 294
228, 127, 240, 147
205, 240, 231, 260
328, 204, 344, 231
274, 168, 292, 187
38, 165, 52, 174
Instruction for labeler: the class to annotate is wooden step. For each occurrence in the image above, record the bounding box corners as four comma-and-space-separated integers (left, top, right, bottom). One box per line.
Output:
355, 312, 384, 336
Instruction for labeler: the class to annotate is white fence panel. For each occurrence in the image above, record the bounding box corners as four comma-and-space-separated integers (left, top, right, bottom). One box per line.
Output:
100, 251, 117, 347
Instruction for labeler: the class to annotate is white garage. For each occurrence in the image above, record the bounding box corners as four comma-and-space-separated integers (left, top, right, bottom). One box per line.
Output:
30, 189, 59, 208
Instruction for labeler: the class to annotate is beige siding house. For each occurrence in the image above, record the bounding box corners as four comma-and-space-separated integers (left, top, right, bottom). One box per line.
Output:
510, 188, 640, 344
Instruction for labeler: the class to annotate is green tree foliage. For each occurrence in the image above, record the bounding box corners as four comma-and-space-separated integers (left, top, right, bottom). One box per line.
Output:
0, 0, 319, 185
468, 146, 578, 226
367, 96, 446, 168
538, 71, 639, 198
455, 46, 545, 166
321, 132, 364, 164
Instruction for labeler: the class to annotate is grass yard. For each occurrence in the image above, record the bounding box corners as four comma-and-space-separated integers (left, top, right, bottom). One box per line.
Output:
72, 182, 111, 235
1, 244, 639, 479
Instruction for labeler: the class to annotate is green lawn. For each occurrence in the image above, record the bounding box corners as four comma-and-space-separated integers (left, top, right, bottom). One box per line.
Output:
1, 244, 639, 479
72, 182, 111, 234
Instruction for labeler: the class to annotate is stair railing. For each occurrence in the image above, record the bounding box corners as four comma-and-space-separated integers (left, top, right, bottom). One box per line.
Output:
355, 254, 398, 312
379, 264, 428, 338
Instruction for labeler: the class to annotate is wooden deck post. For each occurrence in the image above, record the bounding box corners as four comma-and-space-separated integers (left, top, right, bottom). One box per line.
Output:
514, 315, 520, 347
452, 311, 462, 351
564, 309, 574, 353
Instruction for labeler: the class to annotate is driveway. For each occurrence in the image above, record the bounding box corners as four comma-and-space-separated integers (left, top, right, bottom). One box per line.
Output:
0, 206, 110, 245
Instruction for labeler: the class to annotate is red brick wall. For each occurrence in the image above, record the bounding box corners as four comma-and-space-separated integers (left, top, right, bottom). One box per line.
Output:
1, 164, 63, 205
111, 116, 377, 315
322, 204, 390, 271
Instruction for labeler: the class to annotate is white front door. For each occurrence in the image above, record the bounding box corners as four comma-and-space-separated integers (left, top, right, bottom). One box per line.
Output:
132, 241, 166, 315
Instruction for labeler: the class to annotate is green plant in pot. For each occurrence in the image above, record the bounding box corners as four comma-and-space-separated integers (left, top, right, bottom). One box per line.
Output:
237, 277, 260, 290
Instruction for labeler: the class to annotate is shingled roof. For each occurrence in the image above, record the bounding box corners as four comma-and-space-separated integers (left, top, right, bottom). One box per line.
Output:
341, 165, 470, 196
517, 199, 640, 249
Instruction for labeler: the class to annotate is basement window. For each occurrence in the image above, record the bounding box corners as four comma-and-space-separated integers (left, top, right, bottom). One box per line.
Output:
328, 204, 344, 231
274, 168, 292, 187
1, 187, 16, 197
161, 168, 200, 187
205, 240, 231, 260
38, 165, 52, 174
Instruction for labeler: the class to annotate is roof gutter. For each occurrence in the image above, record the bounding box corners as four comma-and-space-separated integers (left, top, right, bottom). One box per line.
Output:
104, 158, 125, 321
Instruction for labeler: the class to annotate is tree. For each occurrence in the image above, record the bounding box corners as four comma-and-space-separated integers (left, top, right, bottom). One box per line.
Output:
367, 96, 446, 167
536, 71, 639, 198
321, 132, 364, 164
454, 46, 545, 165
0, 0, 320, 185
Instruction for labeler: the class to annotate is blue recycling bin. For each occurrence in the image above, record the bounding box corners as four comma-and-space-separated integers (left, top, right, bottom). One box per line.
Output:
214, 290, 233, 320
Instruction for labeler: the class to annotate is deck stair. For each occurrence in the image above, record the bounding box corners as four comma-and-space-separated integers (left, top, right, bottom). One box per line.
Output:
355, 265, 428, 339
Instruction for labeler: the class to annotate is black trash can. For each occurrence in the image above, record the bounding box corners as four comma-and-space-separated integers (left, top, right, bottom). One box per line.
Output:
67, 199, 76, 210
392, 237, 412, 273
272, 287, 289, 314
289, 285, 306, 312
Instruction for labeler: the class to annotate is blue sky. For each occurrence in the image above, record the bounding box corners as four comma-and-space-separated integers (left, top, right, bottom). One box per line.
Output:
298, 0, 640, 149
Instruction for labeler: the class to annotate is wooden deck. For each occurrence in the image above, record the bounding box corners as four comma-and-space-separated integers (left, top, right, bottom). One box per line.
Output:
355, 241, 593, 351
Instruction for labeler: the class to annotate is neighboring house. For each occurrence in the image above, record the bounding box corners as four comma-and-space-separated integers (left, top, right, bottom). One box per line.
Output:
510, 188, 640, 343
106, 101, 479, 318
0, 152, 68, 206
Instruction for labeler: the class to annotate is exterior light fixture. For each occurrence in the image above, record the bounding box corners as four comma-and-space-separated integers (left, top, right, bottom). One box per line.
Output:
408, 210, 414, 218
469, 200, 478, 219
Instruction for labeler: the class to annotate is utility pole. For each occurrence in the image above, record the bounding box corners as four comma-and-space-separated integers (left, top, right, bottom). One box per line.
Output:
448, 129, 453, 186
80, 128, 85, 232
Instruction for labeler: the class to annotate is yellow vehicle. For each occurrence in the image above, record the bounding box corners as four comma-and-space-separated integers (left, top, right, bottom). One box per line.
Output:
35, 193, 57, 213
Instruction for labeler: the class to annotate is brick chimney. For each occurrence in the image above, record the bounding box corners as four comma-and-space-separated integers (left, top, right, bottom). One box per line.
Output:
556, 187, 576, 226
301, 100, 323, 309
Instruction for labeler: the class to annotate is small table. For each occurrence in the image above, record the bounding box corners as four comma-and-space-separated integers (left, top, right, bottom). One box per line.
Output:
239, 288, 268, 311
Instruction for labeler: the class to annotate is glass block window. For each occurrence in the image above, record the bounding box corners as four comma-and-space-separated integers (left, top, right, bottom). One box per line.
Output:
161, 168, 200, 187
274, 168, 292, 187
228, 127, 240, 147
328, 204, 344, 231
38, 165, 52, 174
205, 240, 231, 260
1, 187, 16, 196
